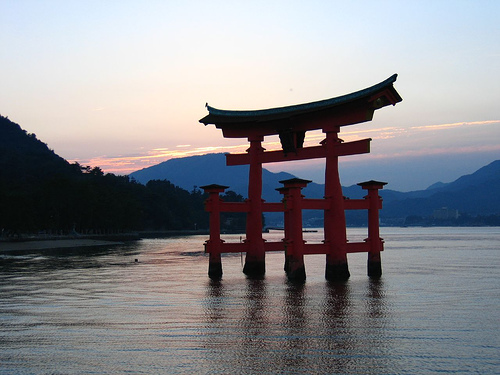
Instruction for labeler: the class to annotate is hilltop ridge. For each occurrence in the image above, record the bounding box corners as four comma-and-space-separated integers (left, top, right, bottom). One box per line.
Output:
0, 115, 213, 235
130, 153, 500, 226
0, 115, 77, 182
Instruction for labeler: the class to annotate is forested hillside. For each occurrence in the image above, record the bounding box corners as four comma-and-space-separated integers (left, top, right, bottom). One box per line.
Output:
0, 115, 244, 236
130, 152, 500, 227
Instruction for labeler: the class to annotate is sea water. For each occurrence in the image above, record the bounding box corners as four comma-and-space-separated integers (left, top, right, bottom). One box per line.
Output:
0, 227, 499, 374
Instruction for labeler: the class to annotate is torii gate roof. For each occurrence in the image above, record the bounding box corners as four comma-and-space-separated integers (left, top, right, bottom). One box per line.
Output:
200, 74, 402, 138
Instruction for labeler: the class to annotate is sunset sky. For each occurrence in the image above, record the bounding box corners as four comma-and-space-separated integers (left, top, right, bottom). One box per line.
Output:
1, 1, 499, 191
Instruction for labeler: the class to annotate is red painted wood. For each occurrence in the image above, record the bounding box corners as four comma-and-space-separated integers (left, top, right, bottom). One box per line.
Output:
219, 201, 251, 212
343, 199, 370, 210
201, 76, 401, 278
243, 136, 266, 274
226, 138, 371, 166
323, 129, 349, 277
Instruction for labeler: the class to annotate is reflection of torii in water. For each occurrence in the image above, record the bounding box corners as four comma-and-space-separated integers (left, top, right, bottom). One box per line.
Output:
200, 74, 402, 281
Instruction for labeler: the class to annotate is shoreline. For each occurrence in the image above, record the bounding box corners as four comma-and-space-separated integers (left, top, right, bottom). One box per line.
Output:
0, 230, 212, 252
0, 238, 125, 252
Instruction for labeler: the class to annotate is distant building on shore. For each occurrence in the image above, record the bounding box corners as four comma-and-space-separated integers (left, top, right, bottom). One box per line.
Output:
433, 207, 459, 220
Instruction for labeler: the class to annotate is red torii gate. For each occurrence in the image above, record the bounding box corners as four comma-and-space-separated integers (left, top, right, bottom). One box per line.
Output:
199, 74, 402, 281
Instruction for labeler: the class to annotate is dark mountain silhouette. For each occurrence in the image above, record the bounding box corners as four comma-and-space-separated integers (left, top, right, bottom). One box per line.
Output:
426, 181, 450, 190
381, 160, 500, 219
0, 115, 77, 183
130, 153, 500, 226
0, 115, 219, 235
130, 153, 327, 202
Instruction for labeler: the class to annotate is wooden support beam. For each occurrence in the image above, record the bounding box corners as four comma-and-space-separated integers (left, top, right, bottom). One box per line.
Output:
264, 241, 286, 252
213, 241, 286, 254
219, 201, 251, 212
346, 241, 372, 253
262, 202, 285, 212
211, 241, 380, 255
226, 138, 371, 166
303, 243, 329, 254
302, 199, 327, 210
337, 138, 371, 156
343, 199, 370, 210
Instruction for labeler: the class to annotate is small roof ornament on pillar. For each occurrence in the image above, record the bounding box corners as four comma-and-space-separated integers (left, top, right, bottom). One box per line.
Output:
357, 180, 388, 189
279, 178, 313, 187
200, 184, 229, 193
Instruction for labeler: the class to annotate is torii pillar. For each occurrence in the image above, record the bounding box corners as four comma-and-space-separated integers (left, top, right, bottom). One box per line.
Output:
358, 180, 387, 278
278, 178, 311, 282
243, 136, 266, 276
201, 184, 228, 280
324, 127, 350, 280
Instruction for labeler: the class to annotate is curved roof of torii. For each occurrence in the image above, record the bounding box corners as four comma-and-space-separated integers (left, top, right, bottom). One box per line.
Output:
200, 74, 402, 138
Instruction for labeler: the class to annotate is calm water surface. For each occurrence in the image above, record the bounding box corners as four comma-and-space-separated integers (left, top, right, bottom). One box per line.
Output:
1, 227, 499, 374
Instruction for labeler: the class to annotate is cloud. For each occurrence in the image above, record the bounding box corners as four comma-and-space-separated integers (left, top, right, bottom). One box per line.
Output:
71, 119, 500, 175
341, 143, 500, 163
72, 142, 251, 175
410, 120, 500, 131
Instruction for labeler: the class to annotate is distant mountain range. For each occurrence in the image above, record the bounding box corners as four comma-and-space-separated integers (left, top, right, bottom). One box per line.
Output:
380, 159, 500, 220
130, 153, 500, 226
4, 113, 496, 231
129, 153, 323, 203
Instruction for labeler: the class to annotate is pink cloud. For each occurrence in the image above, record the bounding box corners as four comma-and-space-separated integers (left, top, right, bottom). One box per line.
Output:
71, 119, 500, 175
